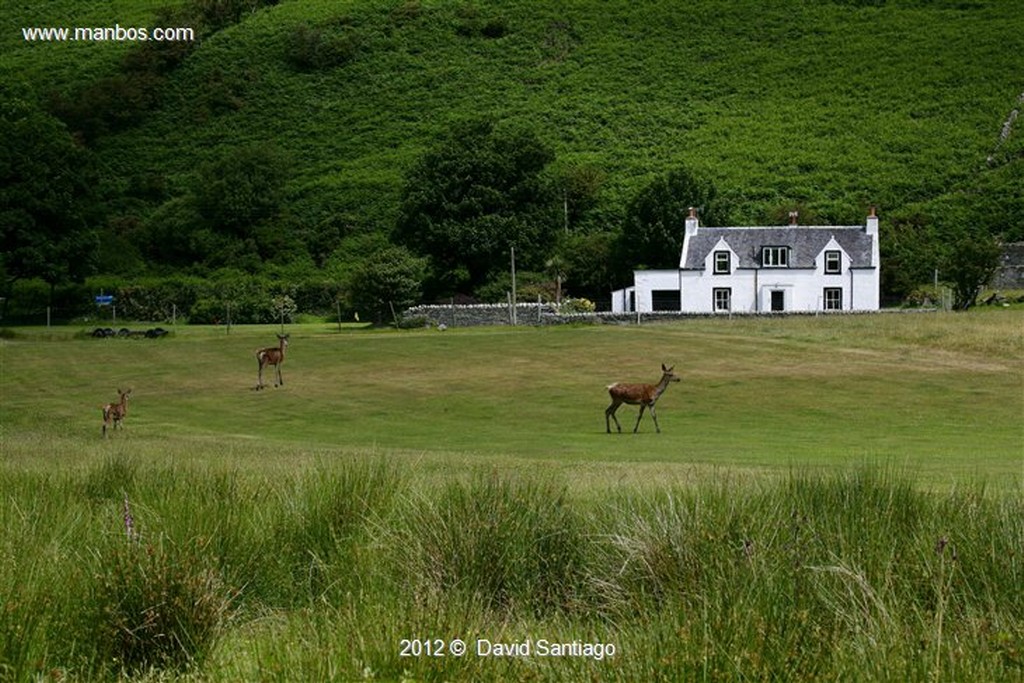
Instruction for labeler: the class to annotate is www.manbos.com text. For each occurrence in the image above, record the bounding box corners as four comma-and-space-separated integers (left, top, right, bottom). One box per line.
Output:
21, 25, 195, 43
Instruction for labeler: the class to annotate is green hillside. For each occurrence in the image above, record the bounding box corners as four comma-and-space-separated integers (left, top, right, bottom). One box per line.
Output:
3, 0, 1023, 305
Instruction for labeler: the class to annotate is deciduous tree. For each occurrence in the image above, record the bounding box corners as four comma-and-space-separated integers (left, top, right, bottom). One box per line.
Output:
395, 119, 560, 297
348, 245, 426, 324
943, 231, 1002, 310
619, 165, 723, 271
0, 92, 99, 302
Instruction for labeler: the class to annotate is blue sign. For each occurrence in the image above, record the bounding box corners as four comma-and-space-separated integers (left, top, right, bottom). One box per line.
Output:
95, 295, 114, 305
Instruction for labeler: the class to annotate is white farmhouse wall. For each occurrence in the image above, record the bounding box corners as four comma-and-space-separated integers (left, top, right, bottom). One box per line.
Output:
681, 270, 757, 312
849, 268, 880, 310
610, 287, 634, 313
632, 270, 679, 312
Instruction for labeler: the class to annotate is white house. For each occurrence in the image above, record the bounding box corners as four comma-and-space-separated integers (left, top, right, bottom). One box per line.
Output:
611, 208, 880, 314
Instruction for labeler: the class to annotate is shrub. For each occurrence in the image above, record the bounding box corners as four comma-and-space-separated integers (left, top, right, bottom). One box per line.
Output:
348, 246, 425, 324
286, 21, 362, 71
192, 0, 280, 32
560, 297, 596, 314
480, 17, 509, 38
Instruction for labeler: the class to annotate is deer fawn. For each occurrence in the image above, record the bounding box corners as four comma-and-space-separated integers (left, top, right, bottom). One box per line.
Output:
256, 334, 289, 389
102, 388, 132, 437
605, 364, 680, 434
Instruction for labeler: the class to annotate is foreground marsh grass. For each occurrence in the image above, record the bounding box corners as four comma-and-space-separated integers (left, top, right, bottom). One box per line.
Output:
0, 311, 1021, 679
0, 459, 1021, 681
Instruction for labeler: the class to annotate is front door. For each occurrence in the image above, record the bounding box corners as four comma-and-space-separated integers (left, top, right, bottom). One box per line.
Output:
770, 290, 785, 312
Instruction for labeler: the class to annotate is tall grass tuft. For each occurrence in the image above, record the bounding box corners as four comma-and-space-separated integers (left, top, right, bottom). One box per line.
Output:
76, 501, 234, 677
388, 471, 588, 617
0, 576, 51, 681
80, 455, 138, 503
262, 456, 405, 605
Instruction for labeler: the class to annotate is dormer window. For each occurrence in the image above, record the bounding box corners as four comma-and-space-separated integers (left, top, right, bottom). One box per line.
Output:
762, 246, 789, 268
713, 250, 731, 274
824, 250, 842, 274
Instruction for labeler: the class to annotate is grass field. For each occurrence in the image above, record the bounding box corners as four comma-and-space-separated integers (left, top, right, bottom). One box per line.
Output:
2, 311, 1020, 484
0, 311, 1021, 680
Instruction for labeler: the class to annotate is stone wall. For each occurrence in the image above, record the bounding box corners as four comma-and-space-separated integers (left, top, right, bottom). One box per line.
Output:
993, 242, 1024, 289
402, 302, 560, 327
400, 303, 909, 328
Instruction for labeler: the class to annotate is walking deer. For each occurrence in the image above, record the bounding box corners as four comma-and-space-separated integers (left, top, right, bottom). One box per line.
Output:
605, 364, 680, 434
102, 388, 132, 437
256, 334, 289, 389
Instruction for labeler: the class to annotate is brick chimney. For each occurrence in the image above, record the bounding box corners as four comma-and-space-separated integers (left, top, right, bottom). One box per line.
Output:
788, 211, 799, 226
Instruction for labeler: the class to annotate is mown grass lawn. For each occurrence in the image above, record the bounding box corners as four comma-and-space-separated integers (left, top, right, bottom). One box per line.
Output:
2, 311, 1020, 486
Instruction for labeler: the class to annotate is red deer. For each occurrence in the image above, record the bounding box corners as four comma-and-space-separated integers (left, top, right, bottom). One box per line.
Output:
605, 364, 680, 434
256, 334, 289, 389
102, 388, 132, 437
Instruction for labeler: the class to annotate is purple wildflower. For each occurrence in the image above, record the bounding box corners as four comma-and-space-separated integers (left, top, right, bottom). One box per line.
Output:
123, 494, 136, 541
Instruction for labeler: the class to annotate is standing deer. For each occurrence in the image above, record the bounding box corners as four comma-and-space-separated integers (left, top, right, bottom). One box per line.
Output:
102, 388, 132, 437
605, 364, 680, 434
256, 334, 289, 389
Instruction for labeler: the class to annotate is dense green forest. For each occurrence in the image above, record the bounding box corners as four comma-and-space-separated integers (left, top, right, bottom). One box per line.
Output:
2, 0, 1022, 320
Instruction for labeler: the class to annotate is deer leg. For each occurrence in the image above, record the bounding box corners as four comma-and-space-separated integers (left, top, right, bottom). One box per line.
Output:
276, 364, 283, 387
606, 402, 622, 433
649, 404, 661, 433
633, 404, 647, 433
257, 360, 264, 389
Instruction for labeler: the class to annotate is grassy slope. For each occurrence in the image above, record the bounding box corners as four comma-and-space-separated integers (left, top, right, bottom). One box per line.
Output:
1, 313, 1020, 488
3, 0, 1023, 230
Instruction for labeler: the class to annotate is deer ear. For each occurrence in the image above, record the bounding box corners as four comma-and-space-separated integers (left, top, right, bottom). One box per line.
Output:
662, 364, 668, 372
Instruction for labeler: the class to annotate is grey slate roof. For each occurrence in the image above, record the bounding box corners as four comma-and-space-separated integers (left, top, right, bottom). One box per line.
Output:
682, 226, 875, 269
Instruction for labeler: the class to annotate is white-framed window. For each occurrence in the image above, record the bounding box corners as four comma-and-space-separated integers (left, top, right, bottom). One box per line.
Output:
713, 250, 731, 274
823, 287, 842, 311
824, 250, 842, 274
762, 246, 789, 268
713, 287, 732, 312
